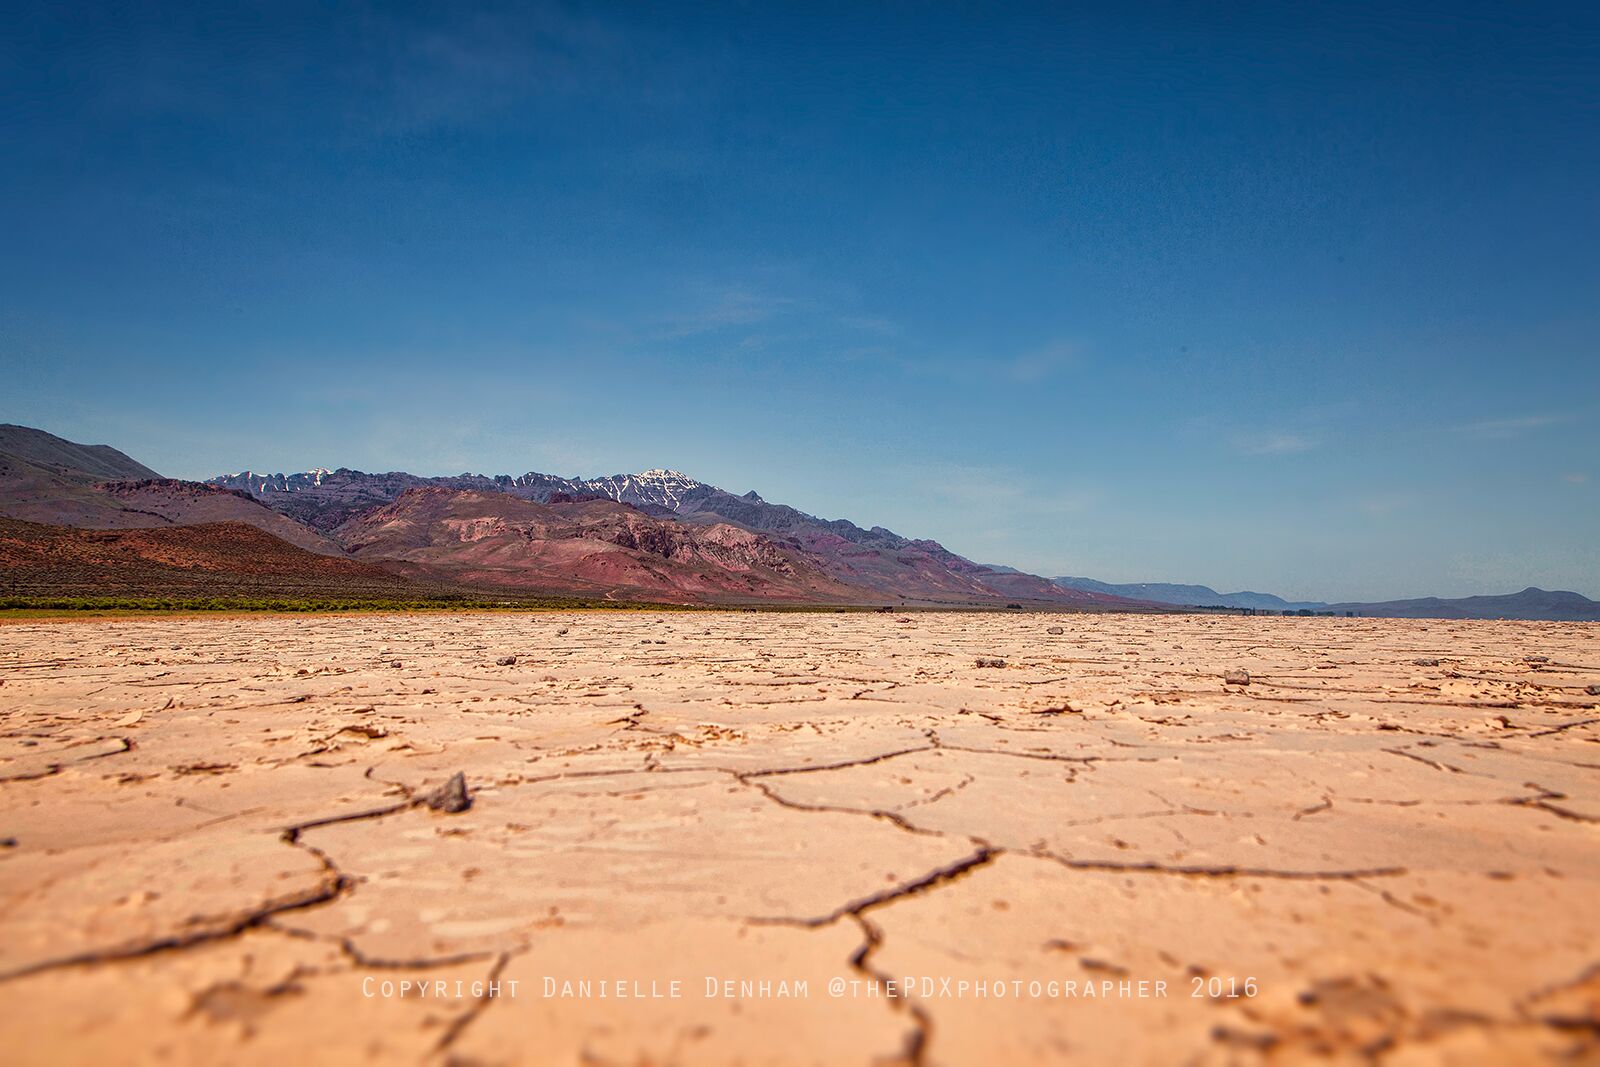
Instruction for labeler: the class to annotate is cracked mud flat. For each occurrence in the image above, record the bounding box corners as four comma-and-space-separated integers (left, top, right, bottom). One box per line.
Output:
1, 613, 1597, 1066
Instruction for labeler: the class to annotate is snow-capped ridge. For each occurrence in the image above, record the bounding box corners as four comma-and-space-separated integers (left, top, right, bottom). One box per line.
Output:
217, 468, 334, 493
574, 468, 704, 509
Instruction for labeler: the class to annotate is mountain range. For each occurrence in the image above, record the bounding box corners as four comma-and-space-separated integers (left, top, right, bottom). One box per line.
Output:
0, 425, 1140, 609
2, 423, 1596, 619
1050, 575, 1600, 622
204, 459, 1133, 607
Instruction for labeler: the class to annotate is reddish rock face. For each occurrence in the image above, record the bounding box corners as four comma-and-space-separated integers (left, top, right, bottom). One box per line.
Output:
334, 488, 864, 604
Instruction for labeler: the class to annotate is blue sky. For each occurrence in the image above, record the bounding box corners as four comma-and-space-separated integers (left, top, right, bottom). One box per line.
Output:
3, 1, 1596, 601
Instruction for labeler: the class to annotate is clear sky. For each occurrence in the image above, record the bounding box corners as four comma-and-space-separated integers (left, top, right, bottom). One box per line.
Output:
3, 2, 1597, 601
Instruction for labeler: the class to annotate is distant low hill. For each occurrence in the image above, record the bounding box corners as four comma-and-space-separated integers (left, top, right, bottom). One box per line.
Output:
1323, 587, 1600, 622
1052, 577, 1326, 612
1054, 575, 1600, 621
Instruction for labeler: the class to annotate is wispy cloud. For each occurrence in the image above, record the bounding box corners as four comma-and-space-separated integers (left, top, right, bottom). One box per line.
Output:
655, 290, 797, 340
350, 8, 647, 135
1234, 433, 1315, 456
1456, 413, 1568, 439
1564, 472, 1589, 484
836, 314, 900, 338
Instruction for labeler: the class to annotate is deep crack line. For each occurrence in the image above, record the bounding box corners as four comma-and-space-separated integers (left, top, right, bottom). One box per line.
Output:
1528, 717, 1600, 738
750, 846, 1001, 929
1506, 787, 1600, 825
432, 950, 517, 1054
741, 745, 936, 779
262, 919, 500, 971
0, 828, 352, 984
733, 773, 953, 841
1027, 849, 1407, 881
934, 741, 1146, 767
0, 736, 133, 784
849, 913, 932, 1067
740, 846, 1002, 1065
1382, 747, 1466, 774
0, 789, 461, 984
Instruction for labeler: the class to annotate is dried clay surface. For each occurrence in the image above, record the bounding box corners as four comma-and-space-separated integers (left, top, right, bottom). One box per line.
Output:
1, 612, 1597, 1065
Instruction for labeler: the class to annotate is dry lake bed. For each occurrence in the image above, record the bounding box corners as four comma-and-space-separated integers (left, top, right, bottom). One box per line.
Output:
1, 612, 1597, 1065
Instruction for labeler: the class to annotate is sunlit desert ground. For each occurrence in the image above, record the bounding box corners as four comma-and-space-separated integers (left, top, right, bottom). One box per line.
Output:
1, 611, 1597, 1065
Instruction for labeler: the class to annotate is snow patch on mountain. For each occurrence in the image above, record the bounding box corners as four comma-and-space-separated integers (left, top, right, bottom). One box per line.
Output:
577, 469, 703, 509
223, 469, 336, 494
212, 465, 710, 512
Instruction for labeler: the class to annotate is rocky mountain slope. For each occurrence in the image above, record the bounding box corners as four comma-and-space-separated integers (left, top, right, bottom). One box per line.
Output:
336, 488, 867, 604
0, 423, 159, 483
0, 427, 343, 553
92, 481, 345, 555
210, 463, 1132, 606
0, 516, 415, 599
0, 424, 164, 527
